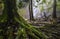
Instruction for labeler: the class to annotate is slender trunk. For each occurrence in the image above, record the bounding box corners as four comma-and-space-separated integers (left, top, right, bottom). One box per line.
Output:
52, 0, 57, 18
29, 0, 34, 21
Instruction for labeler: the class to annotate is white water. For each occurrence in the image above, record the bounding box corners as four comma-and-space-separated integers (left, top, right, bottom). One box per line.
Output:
32, 0, 53, 19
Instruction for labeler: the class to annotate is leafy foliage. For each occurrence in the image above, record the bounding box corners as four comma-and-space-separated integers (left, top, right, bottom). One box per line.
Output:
18, 1, 23, 8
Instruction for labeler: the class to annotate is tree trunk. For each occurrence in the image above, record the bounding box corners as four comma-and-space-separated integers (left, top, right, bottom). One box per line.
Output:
3, 0, 19, 39
29, 0, 34, 21
52, 0, 57, 19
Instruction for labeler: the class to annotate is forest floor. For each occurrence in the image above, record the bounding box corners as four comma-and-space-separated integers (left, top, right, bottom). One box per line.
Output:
26, 18, 60, 39
39, 23, 60, 39
28, 20, 60, 39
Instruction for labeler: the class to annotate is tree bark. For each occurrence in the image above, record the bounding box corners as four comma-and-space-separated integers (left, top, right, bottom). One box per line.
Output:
3, 0, 18, 39
52, 0, 57, 18
29, 0, 34, 21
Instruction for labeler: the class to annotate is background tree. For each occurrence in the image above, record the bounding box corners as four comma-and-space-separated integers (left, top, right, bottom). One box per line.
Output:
29, 0, 34, 21
52, 0, 57, 19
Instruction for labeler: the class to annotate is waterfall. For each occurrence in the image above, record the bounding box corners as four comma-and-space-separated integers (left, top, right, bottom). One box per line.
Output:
33, 0, 41, 19
33, 0, 53, 19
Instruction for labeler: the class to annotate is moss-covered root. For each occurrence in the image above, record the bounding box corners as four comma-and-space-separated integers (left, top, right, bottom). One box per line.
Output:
15, 16, 47, 39
16, 28, 27, 39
